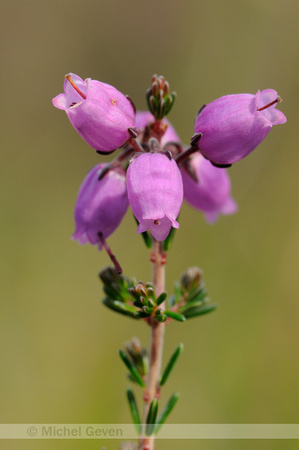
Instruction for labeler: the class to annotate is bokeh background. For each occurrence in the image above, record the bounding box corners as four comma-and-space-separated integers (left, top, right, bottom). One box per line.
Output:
1, 0, 298, 449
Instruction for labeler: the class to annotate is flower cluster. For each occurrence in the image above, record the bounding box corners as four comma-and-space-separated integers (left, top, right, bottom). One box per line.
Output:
53, 73, 286, 260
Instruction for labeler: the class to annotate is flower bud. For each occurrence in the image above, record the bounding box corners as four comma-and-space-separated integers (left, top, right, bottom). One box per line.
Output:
181, 153, 237, 223
52, 73, 135, 153
194, 89, 286, 165
126, 153, 183, 241
72, 164, 128, 249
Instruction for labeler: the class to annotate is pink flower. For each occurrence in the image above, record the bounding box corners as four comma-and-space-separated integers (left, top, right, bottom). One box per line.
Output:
126, 152, 183, 241
194, 89, 286, 166
135, 111, 180, 146
72, 164, 129, 250
181, 153, 237, 223
52, 73, 135, 153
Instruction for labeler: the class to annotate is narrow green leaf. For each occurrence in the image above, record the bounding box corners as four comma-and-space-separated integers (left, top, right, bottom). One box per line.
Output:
186, 285, 208, 303
173, 282, 182, 303
133, 299, 144, 308
163, 219, 177, 251
178, 298, 205, 314
155, 392, 180, 433
134, 311, 151, 319
133, 215, 152, 249
160, 343, 184, 386
99, 267, 135, 302
119, 350, 145, 387
102, 298, 139, 319
126, 387, 141, 434
155, 314, 167, 322
103, 285, 121, 301
183, 303, 217, 319
156, 292, 167, 306
164, 310, 186, 322
146, 398, 158, 436
114, 301, 139, 314
148, 299, 155, 308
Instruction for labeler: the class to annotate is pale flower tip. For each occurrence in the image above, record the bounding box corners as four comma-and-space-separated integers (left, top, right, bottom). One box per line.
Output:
52, 93, 67, 110
221, 197, 238, 215
204, 211, 219, 224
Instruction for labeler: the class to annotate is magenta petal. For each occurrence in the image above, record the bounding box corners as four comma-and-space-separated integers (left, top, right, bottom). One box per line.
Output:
257, 89, 287, 125
127, 152, 183, 241
137, 215, 179, 241
260, 107, 287, 125
195, 90, 286, 165
72, 164, 129, 250
52, 93, 69, 110
221, 196, 238, 215
257, 89, 278, 109
181, 153, 237, 223
52, 73, 135, 152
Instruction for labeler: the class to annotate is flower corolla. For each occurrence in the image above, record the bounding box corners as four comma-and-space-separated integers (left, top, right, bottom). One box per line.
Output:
72, 164, 129, 249
194, 89, 287, 165
126, 152, 183, 241
52, 73, 135, 153
181, 153, 237, 223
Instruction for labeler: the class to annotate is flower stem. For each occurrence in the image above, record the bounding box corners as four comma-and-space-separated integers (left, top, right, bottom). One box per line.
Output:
140, 240, 166, 450
98, 233, 122, 274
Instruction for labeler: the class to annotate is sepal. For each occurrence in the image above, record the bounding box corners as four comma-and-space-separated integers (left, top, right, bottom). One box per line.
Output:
163, 220, 177, 252
133, 215, 152, 249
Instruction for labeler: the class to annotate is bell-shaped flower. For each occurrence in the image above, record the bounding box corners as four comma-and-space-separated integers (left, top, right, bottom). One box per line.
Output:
194, 89, 287, 166
181, 153, 237, 223
52, 73, 135, 153
72, 164, 129, 250
126, 152, 183, 241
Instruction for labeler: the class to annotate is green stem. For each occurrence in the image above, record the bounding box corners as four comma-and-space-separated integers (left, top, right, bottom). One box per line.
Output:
140, 240, 166, 450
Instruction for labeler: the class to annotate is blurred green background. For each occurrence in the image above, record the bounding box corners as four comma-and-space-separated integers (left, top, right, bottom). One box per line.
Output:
1, 0, 298, 449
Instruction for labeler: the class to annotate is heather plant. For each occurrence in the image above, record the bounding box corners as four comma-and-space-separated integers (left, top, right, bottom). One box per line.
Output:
53, 73, 286, 449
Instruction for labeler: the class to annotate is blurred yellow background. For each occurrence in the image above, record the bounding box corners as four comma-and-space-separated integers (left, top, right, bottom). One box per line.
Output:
1, 0, 298, 449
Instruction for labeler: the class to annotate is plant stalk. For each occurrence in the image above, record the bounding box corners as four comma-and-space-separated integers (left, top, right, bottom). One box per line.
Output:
140, 240, 166, 450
